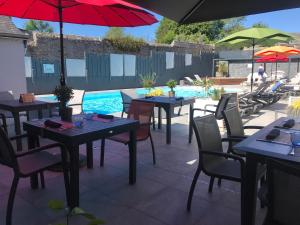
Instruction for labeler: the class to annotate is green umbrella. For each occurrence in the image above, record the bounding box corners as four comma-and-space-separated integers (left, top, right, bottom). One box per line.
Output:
217, 28, 293, 91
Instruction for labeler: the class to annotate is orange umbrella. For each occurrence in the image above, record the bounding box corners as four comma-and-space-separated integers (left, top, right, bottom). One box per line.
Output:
255, 46, 300, 81
255, 46, 300, 57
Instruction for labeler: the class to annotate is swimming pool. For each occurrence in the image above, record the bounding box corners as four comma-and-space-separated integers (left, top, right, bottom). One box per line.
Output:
37, 86, 241, 114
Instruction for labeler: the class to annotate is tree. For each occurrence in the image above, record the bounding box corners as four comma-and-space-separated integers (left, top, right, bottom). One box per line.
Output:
155, 17, 225, 44
155, 18, 177, 44
24, 20, 54, 33
222, 17, 246, 36
252, 22, 268, 28
104, 27, 125, 39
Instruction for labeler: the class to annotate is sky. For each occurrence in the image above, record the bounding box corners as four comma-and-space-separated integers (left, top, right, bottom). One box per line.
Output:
12, 8, 300, 42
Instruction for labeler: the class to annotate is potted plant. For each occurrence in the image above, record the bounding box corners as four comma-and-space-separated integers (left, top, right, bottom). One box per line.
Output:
194, 76, 214, 97
53, 85, 74, 122
166, 79, 177, 97
139, 73, 157, 96
218, 62, 228, 77
209, 87, 225, 101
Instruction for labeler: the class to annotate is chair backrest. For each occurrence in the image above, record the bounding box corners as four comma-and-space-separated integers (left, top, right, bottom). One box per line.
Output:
267, 159, 300, 225
0, 126, 17, 168
194, 74, 202, 81
192, 114, 223, 169
222, 106, 244, 137
255, 82, 271, 95
128, 101, 155, 140
120, 90, 139, 114
68, 89, 85, 115
214, 93, 232, 119
0, 91, 14, 101
184, 77, 194, 84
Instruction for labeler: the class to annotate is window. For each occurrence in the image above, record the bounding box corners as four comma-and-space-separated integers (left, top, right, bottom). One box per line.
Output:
124, 54, 136, 76
110, 54, 123, 77
43, 64, 55, 74
185, 54, 192, 66
166, 52, 174, 69
24, 57, 32, 77
110, 54, 136, 77
66, 59, 86, 77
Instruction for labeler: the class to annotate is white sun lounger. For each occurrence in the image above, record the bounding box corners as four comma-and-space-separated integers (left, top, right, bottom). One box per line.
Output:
194, 74, 202, 82
184, 77, 194, 85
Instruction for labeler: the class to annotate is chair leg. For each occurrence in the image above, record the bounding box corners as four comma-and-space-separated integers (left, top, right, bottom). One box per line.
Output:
6, 176, 19, 225
0, 113, 7, 133
152, 115, 156, 130
218, 178, 222, 187
187, 166, 201, 211
208, 176, 215, 193
40, 172, 45, 189
177, 106, 182, 116
149, 133, 156, 165
260, 175, 266, 209
100, 139, 105, 167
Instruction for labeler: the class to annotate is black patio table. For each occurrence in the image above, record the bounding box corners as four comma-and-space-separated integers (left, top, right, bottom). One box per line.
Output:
0, 100, 59, 150
134, 96, 195, 144
23, 116, 139, 208
234, 117, 300, 225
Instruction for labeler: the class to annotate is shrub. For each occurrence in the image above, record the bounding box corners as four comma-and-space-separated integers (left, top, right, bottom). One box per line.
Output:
139, 73, 157, 90
104, 36, 147, 52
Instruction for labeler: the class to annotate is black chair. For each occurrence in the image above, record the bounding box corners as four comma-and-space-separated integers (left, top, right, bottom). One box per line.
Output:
222, 106, 267, 207
222, 106, 264, 157
0, 91, 28, 133
189, 93, 233, 143
0, 127, 70, 225
187, 114, 245, 212
265, 159, 300, 225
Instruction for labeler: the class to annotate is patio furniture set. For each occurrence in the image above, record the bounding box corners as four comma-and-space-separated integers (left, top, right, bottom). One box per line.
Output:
0, 90, 197, 225
1, 84, 300, 225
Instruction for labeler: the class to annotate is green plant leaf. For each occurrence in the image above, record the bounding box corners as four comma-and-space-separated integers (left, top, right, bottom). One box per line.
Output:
87, 219, 105, 225
48, 200, 65, 211
70, 207, 96, 220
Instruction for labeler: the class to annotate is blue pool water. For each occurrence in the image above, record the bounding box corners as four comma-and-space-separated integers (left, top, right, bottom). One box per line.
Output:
37, 87, 241, 114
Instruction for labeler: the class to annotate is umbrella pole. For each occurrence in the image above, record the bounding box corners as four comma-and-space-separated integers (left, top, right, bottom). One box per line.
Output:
58, 3, 66, 86
250, 40, 255, 92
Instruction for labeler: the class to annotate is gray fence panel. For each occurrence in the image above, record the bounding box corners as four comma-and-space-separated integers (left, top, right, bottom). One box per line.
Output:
27, 50, 215, 94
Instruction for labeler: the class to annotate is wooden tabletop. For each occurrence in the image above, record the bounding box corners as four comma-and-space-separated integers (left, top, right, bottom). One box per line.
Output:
234, 117, 300, 164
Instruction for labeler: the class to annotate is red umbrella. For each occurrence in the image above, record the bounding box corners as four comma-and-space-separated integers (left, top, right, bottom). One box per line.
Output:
0, 0, 157, 85
255, 55, 289, 63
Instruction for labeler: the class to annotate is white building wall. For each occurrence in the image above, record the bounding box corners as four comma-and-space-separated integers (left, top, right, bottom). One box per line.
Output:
0, 38, 27, 98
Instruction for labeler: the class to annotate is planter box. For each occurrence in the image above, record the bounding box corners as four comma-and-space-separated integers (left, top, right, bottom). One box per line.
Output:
209, 77, 247, 85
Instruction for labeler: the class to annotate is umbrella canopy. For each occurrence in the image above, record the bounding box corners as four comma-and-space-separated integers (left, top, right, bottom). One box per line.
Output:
217, 28, 293, 91
121, 0, 300, 24
0, 0, 157, 86
255, 45, 300, 57
216, 28, 292, 47
255, 55, 289, 63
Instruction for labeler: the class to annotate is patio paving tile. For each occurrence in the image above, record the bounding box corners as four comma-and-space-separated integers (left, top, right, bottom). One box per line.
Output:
0, 100, 286, 225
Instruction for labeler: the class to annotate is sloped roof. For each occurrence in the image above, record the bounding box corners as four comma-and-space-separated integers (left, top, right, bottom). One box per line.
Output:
0, 16, 28, 39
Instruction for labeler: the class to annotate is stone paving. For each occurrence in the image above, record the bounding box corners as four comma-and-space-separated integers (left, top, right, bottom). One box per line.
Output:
0, 99, 288, 225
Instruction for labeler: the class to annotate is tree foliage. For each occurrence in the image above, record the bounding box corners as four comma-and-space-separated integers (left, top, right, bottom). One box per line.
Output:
222, 17, 246, 35
155, 18, 225, 44
24, 20, 54, 33
104, 27, 125, 39
252, 22, 269, 28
